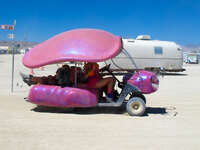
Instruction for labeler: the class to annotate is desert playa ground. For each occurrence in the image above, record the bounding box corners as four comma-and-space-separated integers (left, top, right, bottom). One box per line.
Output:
0, 54, 200, 150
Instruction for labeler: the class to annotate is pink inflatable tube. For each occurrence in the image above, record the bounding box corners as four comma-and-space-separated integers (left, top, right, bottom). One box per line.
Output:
28, 85, 98, 107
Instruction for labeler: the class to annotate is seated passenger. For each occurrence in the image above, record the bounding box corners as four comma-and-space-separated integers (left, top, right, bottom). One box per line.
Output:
83, 62, 116, 102
57, 65, 73, 87
20, 64, 72, 87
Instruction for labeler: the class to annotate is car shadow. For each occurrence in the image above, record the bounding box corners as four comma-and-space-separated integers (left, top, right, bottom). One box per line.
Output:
31, 105, 168, 116
160, 72, 188, 76
144, 107, 167, 116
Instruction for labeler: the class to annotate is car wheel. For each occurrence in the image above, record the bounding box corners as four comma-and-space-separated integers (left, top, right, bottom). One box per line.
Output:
130, 92, 146, 104
126, 97, 146, 116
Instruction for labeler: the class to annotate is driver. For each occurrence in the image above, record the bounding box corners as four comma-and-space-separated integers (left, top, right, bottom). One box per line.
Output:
84, 62, 116, 102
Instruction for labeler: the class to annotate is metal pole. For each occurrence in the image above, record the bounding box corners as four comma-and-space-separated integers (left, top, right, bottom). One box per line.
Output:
74, 62, 77, 87
11, 20, 16, 93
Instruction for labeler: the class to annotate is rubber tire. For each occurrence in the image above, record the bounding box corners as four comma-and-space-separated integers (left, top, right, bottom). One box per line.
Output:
126, 97, 146, 116
130, 92, 146, 104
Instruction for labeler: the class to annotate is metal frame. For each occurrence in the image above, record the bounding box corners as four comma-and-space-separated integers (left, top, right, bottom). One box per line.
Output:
97, 83, 141, 107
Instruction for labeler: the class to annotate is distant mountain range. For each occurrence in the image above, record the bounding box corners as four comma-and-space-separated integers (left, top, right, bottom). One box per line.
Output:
0, 41, 200, 53
0, 41, 37, 49
181, 45, 200, 53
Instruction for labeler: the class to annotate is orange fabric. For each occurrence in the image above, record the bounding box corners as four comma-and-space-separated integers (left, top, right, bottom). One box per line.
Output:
88, 70, 95, 76
85, 63, 102, 88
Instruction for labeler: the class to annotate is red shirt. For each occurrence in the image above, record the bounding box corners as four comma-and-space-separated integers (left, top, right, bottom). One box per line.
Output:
87, 71, 102, 88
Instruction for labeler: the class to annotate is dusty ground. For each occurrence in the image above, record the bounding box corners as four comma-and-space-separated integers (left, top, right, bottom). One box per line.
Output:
0, 54, 200, 150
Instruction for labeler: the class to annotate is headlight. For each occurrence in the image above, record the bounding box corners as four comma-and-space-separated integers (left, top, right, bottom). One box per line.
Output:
151, 75, 159, 90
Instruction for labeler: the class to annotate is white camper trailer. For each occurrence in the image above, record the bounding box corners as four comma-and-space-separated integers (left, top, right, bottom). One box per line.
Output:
103, 35, 184, 72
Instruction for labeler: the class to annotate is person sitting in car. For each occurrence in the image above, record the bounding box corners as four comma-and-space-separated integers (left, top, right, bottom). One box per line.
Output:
83, 62, 116, 102
20, 64, 72, 87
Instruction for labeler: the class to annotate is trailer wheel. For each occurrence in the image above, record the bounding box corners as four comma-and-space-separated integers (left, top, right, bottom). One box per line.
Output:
126, 97, 146, 116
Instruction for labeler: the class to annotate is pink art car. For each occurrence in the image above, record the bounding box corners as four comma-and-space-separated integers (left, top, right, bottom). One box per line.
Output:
23, 28, 159, 116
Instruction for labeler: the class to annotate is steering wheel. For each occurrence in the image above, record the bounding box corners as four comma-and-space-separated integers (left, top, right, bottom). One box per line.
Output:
101, 64, 124, 88
100, 64, 111, 72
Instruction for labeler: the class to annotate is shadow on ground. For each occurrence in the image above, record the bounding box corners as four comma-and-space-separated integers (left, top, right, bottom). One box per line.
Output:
32, 105, 168, 116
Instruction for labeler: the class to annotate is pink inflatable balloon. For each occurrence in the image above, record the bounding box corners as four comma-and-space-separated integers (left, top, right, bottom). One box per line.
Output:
23, 28, 122, 68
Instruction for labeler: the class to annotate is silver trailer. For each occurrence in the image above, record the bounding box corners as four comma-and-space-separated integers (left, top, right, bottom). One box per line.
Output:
103, 35, 185, 72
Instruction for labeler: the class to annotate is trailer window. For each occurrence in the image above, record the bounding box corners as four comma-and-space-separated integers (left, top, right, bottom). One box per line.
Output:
154, 47, 163, 55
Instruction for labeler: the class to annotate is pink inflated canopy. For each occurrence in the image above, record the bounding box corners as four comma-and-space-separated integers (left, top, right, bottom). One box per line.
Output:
23, 28, 122, 68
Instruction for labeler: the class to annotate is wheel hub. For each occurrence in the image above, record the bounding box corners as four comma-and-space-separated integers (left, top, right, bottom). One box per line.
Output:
132, 103, 140, 110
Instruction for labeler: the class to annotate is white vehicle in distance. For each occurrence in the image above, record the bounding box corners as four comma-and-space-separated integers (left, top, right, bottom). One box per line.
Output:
102, 35, 185, 73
